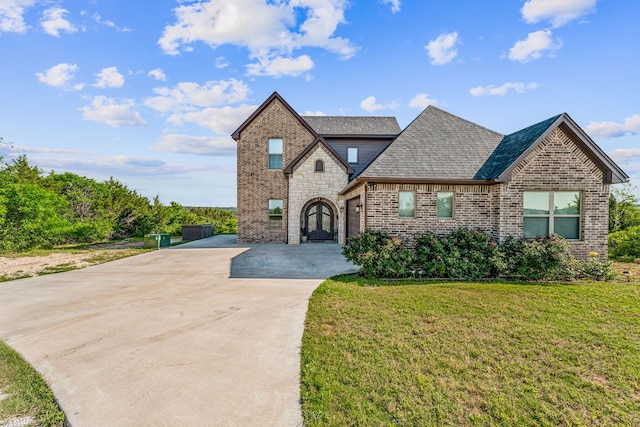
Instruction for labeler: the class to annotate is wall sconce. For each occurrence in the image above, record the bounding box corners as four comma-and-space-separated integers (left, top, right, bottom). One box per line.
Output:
355, 203, 362, 213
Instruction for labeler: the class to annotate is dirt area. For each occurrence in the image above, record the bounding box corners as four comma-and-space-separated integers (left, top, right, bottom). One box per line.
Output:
0, 248, 144, 280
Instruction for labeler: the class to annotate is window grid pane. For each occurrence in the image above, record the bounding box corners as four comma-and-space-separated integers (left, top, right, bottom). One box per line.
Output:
523, 191, 581, 240
437, 192, 454, 218
268, 138, 283, 170
347, 147, 358, 163
399, 191, 415, 218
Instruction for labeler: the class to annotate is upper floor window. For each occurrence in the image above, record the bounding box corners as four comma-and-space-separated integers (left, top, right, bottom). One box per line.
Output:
315, 159, 324, 172
523, 191, 581, 239
437, 191, 454, 218
399, 191, 415, 218
347, 147, 358, 163
268, 138, 283, 169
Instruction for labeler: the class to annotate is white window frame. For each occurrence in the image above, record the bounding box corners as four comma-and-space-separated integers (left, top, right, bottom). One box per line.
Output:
347, 147, 358, 164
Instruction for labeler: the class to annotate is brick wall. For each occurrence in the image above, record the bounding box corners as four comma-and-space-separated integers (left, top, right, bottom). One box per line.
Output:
359, 127, 610, 259
497, 127, 610, 259
364, 183, 494, 243
288, 144, 349, 243
236, 99, 314, 243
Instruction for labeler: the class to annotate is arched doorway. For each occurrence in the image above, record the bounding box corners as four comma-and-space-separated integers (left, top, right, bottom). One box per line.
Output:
305, 201, 334, 241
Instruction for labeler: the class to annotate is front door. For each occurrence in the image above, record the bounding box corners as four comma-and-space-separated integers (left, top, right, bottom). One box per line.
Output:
305, 202, 334, 241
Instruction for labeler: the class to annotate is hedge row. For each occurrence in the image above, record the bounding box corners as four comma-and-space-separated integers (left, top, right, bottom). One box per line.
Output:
343, 228, 615, 281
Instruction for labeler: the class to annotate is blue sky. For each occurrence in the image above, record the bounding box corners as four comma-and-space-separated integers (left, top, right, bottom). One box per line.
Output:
1, 0, 639, 207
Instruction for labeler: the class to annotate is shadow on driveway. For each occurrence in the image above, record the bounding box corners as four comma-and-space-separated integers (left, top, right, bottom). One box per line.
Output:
172, 234, 359, 279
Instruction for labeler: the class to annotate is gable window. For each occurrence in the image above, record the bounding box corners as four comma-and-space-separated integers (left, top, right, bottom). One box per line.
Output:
315, 159, 324, 172
347, 147, 358, 163
437, 191, 454, 218
523, 191, 581, 239
268, 138, 283, 169
399, 191, 415, 218
268, 199, 283, 230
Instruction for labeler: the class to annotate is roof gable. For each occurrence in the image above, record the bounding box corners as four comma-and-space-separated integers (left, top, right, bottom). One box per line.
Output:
302, 116, 401, 137
359, 106, 504, 180
283, 136, 354, 175
231, 91, 316, 140
476, 113, 629, 184
474, 114, 562, 180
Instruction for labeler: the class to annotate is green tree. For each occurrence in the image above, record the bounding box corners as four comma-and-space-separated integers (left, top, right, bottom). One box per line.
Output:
609, 183, 640, 232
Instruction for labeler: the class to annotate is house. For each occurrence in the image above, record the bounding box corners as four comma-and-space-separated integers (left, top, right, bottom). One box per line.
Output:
231, 92, 628, 258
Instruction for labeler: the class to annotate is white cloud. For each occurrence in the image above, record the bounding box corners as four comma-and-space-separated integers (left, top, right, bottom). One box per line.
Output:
80, 96, 146, 128
383, 0, 401, 13
94, 67, 125, 88
0, 0, 36, 33
92, 13, 130, 32
303, 111, 326, 116
409, 93, 438, 108
246, 54, 314, 77
425, 32, 459, 65
360, 96, 394, 112
151, 134, 237, 156
215, 57, 229, 69
508, 30, 561, 62
522, 0, 597, 28
469, 82, 539, 96
36, 63, 80, 88
169, 104, 258, 134
609, 148, 640, 164
586, 114, 640, 139
41, 7, 76, 37
144, 79, 249, 113
158, 0, 356, 78
148, 68, 167, 81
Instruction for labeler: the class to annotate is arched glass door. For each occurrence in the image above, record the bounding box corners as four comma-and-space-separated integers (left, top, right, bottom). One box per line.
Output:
305, 201, 334, 241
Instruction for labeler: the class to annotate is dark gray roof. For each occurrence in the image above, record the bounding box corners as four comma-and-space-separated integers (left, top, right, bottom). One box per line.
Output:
474, 114, 562, 180
302, 116, 401, 136
359, 106, 504, 180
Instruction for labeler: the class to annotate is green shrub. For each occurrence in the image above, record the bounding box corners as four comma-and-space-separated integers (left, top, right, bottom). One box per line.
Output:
415, 228, 496, 279
343, 229, 414, 279
346, 228, 577, 281
493, 234, 574, 281
608, 226, 640, 259
575, 256, 617, 281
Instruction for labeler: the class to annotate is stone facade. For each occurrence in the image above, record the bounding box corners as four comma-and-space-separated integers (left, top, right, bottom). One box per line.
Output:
236, 98, 314, 243
288, 144, 349, 243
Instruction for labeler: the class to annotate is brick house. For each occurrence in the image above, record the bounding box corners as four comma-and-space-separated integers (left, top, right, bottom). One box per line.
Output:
232, 92, 628, 258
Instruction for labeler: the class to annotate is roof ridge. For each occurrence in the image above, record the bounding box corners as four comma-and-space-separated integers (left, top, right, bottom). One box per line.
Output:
426, 105, 504, 137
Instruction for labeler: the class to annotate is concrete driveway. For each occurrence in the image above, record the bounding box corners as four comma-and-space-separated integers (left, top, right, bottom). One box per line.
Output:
0, 236, 357, 427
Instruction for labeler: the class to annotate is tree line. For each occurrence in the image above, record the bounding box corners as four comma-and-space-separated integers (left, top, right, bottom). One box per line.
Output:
0, 154, 236, 253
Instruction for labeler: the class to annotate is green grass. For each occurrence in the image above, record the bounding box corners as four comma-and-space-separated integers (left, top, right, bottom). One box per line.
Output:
0, 341, 65, 426
301, 276, 640, 426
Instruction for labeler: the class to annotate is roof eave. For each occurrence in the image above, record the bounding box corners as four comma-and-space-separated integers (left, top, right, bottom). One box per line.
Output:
339, 177, 496, 195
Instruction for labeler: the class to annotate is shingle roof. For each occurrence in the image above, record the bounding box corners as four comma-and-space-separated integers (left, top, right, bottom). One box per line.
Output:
474, 114, 562, 180
358, 106, 504, 180
302, 116, 401, 136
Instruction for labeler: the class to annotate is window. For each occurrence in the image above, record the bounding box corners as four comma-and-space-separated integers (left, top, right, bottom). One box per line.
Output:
399, 191, 415, 218
437, 191, 454, 218
347, 147, 358, 163
523, 191, 581, 239
315, 159, 324, 172
268, 138, 283, 169
268, 199, 283, 230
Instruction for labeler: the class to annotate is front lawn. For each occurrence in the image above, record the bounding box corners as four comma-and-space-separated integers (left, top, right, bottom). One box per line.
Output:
301, 277, 640, 426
